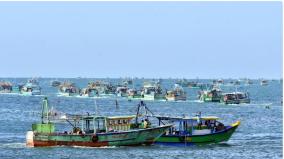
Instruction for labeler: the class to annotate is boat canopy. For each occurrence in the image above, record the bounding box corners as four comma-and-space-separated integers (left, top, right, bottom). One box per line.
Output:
153, 115, 219, 121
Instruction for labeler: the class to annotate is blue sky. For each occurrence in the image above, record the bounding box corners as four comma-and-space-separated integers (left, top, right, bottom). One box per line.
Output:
0, 2, 282, 78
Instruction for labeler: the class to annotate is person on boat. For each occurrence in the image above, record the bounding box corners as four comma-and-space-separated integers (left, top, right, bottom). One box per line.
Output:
143, 119, 148, 129
197, 112, 202, 129
145, 119, 151, 128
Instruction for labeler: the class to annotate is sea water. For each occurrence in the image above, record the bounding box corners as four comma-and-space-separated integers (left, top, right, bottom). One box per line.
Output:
0, 78, 282, 159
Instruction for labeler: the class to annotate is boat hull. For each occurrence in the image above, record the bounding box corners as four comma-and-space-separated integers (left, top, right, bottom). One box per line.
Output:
222, 99, 250, 104
143, 94, 165, 100
27, 125, 171, 147
58, 92, 78, 97
166, 96, 186, 101
21, 91, 41, 96
155, 121, 240, 146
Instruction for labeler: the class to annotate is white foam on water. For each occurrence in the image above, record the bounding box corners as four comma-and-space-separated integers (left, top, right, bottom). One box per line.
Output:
71, 145, 118, 149
0, 143, 26, 148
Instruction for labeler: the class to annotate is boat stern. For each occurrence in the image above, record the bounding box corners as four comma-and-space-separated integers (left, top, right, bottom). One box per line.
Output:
26, 131, 34, 147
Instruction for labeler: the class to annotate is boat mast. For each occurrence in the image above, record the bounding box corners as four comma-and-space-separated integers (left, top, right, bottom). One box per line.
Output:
41, 97, 49, 124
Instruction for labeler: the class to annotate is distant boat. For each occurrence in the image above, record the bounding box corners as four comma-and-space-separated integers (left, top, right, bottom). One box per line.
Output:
217, 79, 224, 85
141, 81, 165, 100
79, 87, 98, 97
260, 80, 268, 86
87, 81, 116, 97
245, 79, 253, 85
26, 98, 172, 147
220, 92, 250, 104
116, 86, 128, 97
58, 82, 79, 97
127, 88, 142, 99
234, 80, 241, 85
176, 79, 189, 87
187, 81, 199, 88
199, 86, 222, 102
122, 78, 133, 86
50, 80, 61, 87
165, 84, 187, 101
20, 79, 41, 96
0, 81, 13, 93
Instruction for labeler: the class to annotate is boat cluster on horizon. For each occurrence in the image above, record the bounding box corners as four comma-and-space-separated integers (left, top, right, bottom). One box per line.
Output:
0, 78, 277, 104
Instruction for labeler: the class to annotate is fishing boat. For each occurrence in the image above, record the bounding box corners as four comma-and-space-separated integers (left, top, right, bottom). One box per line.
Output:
88, 81, 116, 97
0, 81, 13, 93
245, 79, 253, 85
50, 80, 61, 87
127, 88, 142, 99
26, 98, 172, 147
122, 78, 133, 86
80, 82, 109, 97
79, 88, 98, 97
176, 79, 189, 87
234, 80, 241, 85
20, 79, 41, 95
188, 81, 200, 89
141, 81, 165, 100
217, 79, 224, 85
116, 86, 128, 97
154, 114, 240, 146
198, 86, 222, 102
220, 92, 250, 104
165, 84, 187, 101
260, 80, 268, 86
58, 82, 79, 97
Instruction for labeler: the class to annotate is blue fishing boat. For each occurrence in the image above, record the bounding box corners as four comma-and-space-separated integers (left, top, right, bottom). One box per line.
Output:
20, 79, 41, 95
155, 114, 240, 146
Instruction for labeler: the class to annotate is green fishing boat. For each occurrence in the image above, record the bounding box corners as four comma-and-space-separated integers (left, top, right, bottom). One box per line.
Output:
26, 98, 172, 147
127, 89, 142, 99
141, 81, 165, 100
199, 87, 222, 102
88, 81, 116, 97
154, 114, 240, 146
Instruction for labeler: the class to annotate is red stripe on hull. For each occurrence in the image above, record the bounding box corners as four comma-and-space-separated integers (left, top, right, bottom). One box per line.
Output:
33, 140, 109, 147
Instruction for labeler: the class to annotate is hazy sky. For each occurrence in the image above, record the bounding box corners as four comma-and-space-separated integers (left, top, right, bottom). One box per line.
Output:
0, 2, 282, 78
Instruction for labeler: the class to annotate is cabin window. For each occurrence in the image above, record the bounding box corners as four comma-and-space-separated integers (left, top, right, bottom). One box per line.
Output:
118, 120, 122, 124
123, 120, 128, 124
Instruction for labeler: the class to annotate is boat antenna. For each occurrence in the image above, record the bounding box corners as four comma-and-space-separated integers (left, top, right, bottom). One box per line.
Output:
94, 99, 98, 115
135, 101, 155, 124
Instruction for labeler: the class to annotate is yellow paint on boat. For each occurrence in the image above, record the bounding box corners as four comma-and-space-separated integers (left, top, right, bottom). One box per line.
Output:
231, 120, 241, 127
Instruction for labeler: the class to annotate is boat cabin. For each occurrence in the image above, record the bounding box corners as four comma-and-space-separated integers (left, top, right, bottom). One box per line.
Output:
79, 115, 136, 134
223, 92, 249, 100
